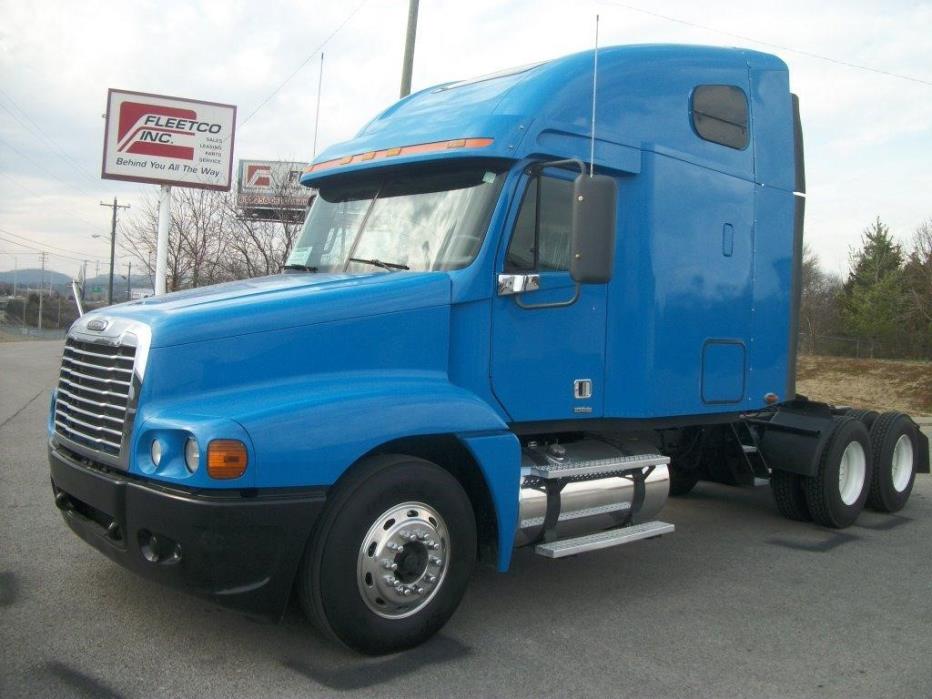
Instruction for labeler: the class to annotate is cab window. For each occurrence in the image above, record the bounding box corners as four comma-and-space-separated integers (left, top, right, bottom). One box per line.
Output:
505, 175, 573, 272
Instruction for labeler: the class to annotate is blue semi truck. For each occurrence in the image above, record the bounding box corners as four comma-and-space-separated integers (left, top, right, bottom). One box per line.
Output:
49, 45, 929, 654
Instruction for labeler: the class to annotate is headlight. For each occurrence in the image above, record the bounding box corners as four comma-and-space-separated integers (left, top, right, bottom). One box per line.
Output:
184, 437, 200, 473
150, 439, 163, 466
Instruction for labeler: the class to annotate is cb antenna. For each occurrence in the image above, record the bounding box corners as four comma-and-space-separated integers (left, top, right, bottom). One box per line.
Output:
589, 14, 600, 177
312, 52, 325, 159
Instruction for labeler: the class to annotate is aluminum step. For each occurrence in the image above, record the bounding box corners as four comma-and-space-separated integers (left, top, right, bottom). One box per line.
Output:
527, 453, 670, 480
535, 521, 675, 558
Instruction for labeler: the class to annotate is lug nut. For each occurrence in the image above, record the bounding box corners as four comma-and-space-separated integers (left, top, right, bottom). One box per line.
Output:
383, 575, 397, 585
381, 559, 398, 570
395, 585, 405, 594
429, 556, 442, 566
415, 586, 425, 595
386, 542, 403, 551
426, 574, 437, 583
428, 541, 440, 550
403, 587, 413, 596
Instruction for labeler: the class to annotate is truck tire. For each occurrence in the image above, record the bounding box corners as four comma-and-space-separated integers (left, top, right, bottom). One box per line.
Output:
803, 416, 872, 528
770, 470, 811, 521
845, 408, 879, 430
866, 412, 918, 513
668, 466, 699, 496
297, 454, 476, 655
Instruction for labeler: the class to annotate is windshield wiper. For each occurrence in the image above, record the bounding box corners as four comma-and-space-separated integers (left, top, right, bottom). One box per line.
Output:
348, 257, 409, 271
282, 264, 318, 272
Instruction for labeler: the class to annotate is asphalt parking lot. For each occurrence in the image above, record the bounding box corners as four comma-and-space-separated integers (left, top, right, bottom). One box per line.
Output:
1, 339, 930, 698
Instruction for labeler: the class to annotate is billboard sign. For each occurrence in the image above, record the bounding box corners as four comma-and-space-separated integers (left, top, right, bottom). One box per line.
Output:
236, 160, 314, 222
102, 89, 237, 191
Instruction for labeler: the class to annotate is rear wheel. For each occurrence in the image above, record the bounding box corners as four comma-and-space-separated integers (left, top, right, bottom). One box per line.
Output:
770, 470, 811, 521
298, 455, 476, 655
867, 412, 918, 513
804, 416, 872, 528
846, 408, 879, 430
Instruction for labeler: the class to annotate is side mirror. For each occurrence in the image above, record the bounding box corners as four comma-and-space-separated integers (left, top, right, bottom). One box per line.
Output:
570, 174, 617, 284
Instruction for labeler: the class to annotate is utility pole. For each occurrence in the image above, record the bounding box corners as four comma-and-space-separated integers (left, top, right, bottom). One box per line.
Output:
100, 197, 130, 305
12, 255, 16, 297
127, 261, 132, 301
81, 260, 88, 300
39, 251, 46, 330
399, 0, 419, 98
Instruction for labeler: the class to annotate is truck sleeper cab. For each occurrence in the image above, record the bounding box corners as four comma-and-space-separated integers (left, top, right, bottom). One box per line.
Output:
48, 44, 930, 655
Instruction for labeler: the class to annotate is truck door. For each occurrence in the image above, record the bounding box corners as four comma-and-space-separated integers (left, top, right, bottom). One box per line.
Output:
490, 170, 608, 422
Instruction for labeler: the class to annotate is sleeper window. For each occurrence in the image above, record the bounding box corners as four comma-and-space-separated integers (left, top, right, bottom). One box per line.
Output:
691, 85, 749, 150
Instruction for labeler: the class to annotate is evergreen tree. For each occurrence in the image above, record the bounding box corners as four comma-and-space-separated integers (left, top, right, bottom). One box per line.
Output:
844, 218, 904, 291
841, 218, 908, 356
902, 220, 932, 357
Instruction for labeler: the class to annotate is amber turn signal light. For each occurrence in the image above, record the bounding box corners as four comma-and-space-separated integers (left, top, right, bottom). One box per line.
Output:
207, 440, 248, 479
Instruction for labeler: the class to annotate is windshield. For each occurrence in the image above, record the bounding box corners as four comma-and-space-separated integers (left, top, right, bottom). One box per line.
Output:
286, 165, 506, 273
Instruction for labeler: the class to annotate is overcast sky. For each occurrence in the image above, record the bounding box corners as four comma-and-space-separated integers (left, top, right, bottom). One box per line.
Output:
1, 0, 930, 279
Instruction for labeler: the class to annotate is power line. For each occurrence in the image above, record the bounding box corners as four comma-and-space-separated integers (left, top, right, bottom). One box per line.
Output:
0, 173, 103, 229
0, 228, 109, 262
0, 135, 99, 199
0, 89, 101, 186
158, 1, 368, 192
0, 235, 90, 264
238, 0, 370, 128
600, 1, 932, 87
0, 241, 111, 271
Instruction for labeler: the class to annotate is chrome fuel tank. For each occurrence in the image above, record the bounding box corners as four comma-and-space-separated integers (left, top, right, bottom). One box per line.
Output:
514, 439, 670, 548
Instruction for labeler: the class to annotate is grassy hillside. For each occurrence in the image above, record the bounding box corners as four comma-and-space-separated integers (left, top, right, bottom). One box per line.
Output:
797, 355, 931, 415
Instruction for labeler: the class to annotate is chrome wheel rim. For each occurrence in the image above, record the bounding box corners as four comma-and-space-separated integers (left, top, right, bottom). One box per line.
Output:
891, 434, 914, 493
838, 441, 867, 506
357, 501, 450, 619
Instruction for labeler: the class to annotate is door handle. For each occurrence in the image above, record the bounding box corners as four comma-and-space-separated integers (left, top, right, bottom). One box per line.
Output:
497, 273, 541, 296
722, 223, 734, 257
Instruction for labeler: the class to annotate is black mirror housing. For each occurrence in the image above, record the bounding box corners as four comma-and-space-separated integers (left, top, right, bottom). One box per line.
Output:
570, 174, 617, 284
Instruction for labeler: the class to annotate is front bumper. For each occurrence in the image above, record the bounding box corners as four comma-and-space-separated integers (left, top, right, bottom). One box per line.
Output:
49, 442, 326, 620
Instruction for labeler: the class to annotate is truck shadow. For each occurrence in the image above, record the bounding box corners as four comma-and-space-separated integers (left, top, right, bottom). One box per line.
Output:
43, 661, 124, 699
766, 531, 859, 552
0, 571, 19, 607
281, 634, 471, 691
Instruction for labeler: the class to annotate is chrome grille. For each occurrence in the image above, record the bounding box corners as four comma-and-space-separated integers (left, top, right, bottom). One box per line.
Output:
54, 337, 137, 458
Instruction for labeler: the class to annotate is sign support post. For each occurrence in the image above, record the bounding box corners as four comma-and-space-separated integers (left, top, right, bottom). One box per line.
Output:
155, 185, 171, 295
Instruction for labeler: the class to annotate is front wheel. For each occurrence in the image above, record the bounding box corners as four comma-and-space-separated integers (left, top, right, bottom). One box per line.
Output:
298, 455, 476, 655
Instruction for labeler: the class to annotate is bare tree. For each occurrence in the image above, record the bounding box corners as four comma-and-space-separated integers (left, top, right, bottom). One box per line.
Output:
799, 244, 842, 353
121, 179, 307, 290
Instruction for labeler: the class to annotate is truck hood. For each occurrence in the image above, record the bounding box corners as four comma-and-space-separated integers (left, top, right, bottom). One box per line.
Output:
84, 272, 452, 348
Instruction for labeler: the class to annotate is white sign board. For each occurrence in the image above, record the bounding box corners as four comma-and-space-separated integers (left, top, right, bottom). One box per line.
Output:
101, 89, 237, 191
237, 160, 313, 219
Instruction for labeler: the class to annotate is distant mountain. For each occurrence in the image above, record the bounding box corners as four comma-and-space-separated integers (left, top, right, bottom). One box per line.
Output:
0, 268, 71, 287
0, 268, 153, 297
